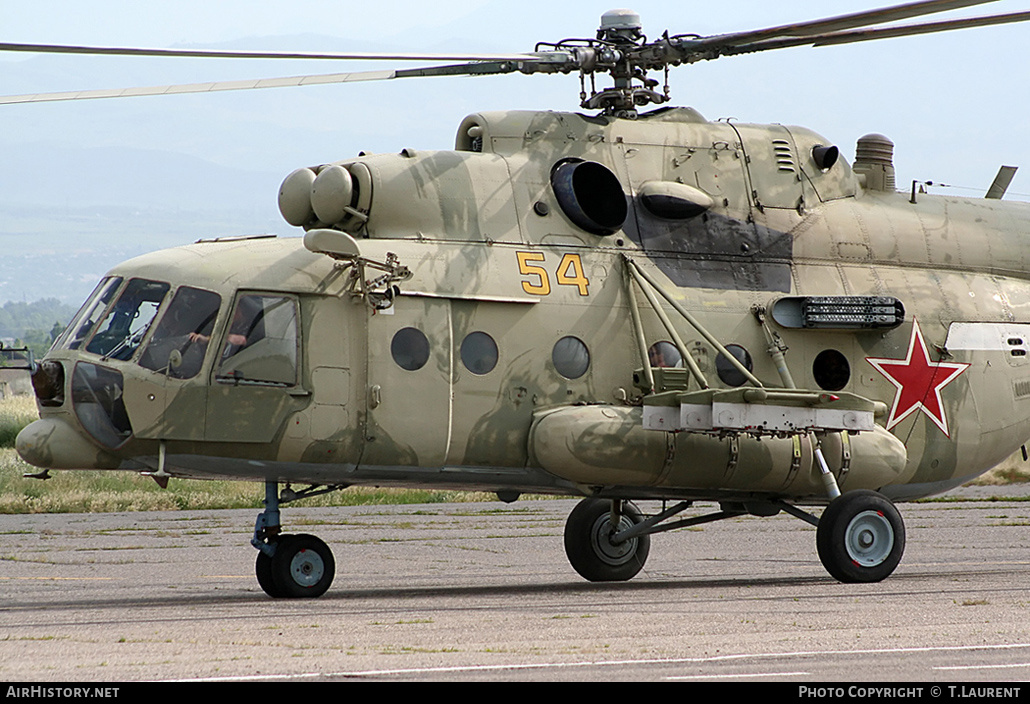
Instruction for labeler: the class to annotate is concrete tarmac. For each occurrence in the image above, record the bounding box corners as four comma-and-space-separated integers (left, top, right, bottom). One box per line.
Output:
1, 487, 1030, 682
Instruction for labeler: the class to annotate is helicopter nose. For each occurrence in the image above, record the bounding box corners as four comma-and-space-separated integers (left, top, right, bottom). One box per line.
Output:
16, 417, 120, 470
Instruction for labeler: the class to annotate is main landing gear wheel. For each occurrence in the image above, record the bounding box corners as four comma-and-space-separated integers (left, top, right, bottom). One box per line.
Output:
564, 498, 650, 582
256, 534, 336, 598
816, 490, 905, 583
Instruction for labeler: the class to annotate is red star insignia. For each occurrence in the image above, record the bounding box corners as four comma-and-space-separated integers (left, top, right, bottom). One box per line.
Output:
866, 320, 969, 437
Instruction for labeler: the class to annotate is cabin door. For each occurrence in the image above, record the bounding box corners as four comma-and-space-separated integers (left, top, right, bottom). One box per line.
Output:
363, 295, 453, 470
204, 293, 303, 443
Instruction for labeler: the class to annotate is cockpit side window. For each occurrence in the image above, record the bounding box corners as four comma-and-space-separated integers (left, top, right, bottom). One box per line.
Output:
85, 279, 170, 360
138, 286, 222, 379
61, 277, 124, 351
215, 294, 298, 387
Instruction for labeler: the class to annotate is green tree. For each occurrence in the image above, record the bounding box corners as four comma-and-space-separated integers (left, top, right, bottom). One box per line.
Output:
0, 299, 76, 341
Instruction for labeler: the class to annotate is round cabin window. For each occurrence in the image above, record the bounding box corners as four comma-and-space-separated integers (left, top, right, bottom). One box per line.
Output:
813, 349, 851, 391
460, 331, 498, 375
715, 344, 753, 387
647, 341, 682, 368
391, 327, 430, 371
552, 336, 590, 379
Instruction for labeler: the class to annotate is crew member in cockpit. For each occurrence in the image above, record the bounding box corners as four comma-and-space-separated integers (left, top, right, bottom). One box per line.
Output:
190, 304, 249, 355
138, 286, 221, 379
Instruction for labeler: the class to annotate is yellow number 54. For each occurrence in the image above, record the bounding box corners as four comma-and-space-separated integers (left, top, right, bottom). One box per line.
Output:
516, 252, 590, 297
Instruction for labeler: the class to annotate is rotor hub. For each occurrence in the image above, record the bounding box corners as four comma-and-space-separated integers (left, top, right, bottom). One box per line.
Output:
535, 9, 673, 118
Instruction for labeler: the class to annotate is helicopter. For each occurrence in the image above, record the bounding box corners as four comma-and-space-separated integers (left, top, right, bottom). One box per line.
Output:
5, 0, 1030, 598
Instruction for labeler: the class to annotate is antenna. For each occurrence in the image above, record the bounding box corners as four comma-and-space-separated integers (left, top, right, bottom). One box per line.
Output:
985, 165, 1018, 200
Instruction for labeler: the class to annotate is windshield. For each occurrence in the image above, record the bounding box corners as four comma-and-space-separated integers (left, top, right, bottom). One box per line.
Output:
84, 279, 170, 360
60, 277, 124, 351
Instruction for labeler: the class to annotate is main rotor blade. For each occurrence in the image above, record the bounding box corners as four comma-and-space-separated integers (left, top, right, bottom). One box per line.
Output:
717, 10, 1030, 57
0, 70, 388, 105
688, 0, 999, 50
0, 42, 533, 63
811, 9, 1030, 46
0, 60, 529, 105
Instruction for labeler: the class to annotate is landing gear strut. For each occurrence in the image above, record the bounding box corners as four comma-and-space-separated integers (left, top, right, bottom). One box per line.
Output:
253, 481, 338, 598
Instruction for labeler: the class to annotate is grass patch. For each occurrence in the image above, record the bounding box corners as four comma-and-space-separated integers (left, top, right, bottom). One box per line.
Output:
917, 494, 1030, 503
0, 395, 37, 449
0, 449, 263, 513
0, 446, 501, 513
972, 453, 1030, 485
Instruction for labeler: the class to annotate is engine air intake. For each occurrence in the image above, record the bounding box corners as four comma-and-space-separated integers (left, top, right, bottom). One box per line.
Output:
550, 159, 627, 236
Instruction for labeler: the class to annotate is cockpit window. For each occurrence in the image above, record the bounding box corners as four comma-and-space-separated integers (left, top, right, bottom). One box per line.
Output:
215, 294, 298, 387
138, 286, 222, 379
61, 277, 124, 351
85, 279, 170, 360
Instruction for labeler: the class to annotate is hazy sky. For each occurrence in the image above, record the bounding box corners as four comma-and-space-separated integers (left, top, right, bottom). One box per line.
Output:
4, 1, 1027, 180
2, 1, 1023, 49
2, 0, 1029, 247
0, 1, 498, 47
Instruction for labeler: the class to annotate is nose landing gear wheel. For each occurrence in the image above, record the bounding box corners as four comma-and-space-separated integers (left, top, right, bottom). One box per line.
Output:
255, 542, 282, 598
256, 534, 336, 598
564, 498, 650, 582
816, 490, 905, 583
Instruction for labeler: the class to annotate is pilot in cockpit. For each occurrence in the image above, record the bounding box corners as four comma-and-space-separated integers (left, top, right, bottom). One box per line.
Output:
137, 286, 221, 379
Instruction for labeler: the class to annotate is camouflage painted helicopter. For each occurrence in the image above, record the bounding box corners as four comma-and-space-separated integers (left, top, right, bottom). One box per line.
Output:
5, 0, 1030, 598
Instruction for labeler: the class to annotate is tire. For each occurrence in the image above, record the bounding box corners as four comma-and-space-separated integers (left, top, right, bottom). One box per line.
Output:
269, 534, 336, 598
255, 544, 284, 598
564, 498, 650, 582
816, 490, 905, 583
